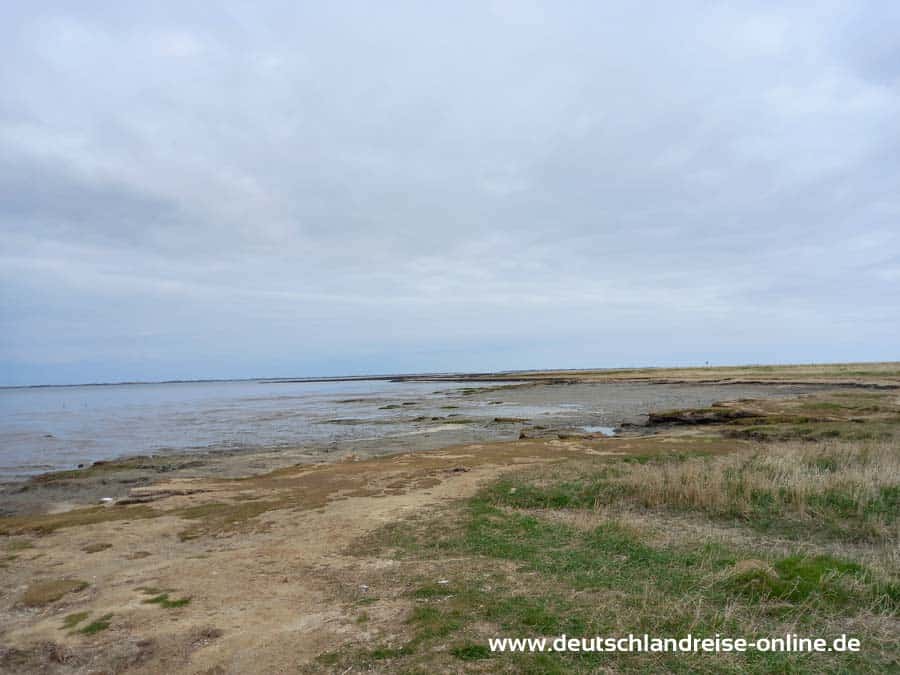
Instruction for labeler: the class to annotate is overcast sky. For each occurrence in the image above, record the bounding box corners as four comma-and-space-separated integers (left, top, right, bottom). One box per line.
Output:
1, 2, 898, 385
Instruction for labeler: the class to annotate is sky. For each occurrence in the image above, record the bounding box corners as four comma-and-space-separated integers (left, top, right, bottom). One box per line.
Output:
1, 1, 898, 385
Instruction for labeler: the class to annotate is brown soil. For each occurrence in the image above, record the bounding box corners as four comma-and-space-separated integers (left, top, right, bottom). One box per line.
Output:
0, 435, 739, 673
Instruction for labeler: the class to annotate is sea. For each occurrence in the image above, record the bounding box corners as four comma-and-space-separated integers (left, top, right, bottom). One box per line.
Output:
0, 378, 500, 479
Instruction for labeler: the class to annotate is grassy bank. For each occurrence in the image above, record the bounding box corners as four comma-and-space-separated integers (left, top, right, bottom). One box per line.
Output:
319, 395, 900, 673
488, 441, 898, 543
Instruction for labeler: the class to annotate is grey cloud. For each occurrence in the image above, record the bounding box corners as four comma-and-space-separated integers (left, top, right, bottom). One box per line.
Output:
1, 1, 898, 384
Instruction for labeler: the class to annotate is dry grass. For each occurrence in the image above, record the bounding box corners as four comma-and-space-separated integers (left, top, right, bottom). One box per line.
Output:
604, 441, 899, 542
21, 579, 89, 607
425, 361, 900, 386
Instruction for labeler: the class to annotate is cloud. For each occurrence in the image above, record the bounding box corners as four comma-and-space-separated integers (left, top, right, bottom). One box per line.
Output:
1, 1, 898, 384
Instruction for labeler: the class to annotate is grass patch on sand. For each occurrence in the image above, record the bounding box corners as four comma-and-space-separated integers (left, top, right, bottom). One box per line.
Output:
21, 579, 89, 607
143, 593, 191, 608
61, 611, 89, 629
138, 588, 192, 608
78, 614, 113, 635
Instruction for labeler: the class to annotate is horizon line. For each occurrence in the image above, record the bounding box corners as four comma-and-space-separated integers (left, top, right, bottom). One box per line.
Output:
2, 359, 896, 390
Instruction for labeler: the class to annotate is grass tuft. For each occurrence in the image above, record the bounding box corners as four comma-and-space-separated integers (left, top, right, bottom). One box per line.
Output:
142, 593, 192, 608
451, 643, 492, 660
719, 554, 878, 610
78, 614, 113, 635
61, 611, 90, 629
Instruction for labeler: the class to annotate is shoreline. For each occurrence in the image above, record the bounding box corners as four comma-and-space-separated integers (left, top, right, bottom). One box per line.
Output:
2, 379, 830, 517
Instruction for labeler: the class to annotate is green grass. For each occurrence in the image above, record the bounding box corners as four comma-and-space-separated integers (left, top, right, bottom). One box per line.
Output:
453, 498, 895, 615
61, 611, 90, 630
720, 555, 873, 608
369, 645, 415, 659
451, 643, 491, 660
332, 452, 898, 673
142, 592, 191, 608
407, 605, 462, 639
78, 614, 113, 635
138, 588, 192, 608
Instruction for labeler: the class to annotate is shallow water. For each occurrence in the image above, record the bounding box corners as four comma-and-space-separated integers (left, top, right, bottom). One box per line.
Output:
0, 379, 499, 478
581, 425, 617, 436
0, 379, 823, 480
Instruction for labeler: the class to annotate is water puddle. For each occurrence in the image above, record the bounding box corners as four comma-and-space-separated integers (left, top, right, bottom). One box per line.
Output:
581, 425, 616, 436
